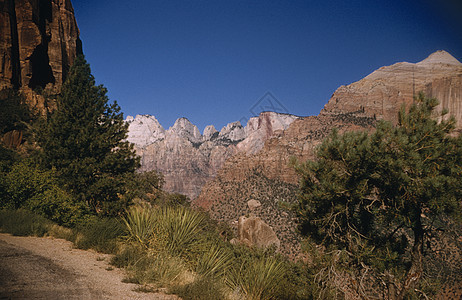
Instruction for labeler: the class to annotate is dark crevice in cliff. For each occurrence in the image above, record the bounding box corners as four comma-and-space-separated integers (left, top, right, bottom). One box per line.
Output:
7, 0, 21, 89
37, 0, 52, 35
28, 0, 55, 90
28, 44, 55, 89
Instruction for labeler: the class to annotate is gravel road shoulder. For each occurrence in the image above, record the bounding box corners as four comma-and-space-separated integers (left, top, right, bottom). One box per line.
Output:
0, 233, 179, 299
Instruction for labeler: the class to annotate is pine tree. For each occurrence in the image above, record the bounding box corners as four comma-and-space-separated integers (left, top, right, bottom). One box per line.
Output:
38, 55, 139, 216
294, 93, 462, 299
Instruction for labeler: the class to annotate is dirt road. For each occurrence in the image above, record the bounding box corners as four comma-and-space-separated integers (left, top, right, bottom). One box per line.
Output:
0, 233, 178, 299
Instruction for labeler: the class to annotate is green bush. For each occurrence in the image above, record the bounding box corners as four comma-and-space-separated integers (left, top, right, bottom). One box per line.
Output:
0, 209, 52, 236
123, 205, 206, 258
2, 159, 87, 226
74, 216, 126, 253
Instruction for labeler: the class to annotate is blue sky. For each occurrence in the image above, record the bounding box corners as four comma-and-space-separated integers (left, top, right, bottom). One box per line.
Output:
72, 0, 462, 132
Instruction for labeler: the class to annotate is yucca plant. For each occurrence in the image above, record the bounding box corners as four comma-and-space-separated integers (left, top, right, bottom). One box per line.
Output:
227, 256, 287, 300
122, 206, 158, 249
160, 205, 206, 256
196, 243, 234, 278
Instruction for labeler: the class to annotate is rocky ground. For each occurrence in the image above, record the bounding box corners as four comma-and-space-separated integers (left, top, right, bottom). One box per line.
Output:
0, 233, 178, 300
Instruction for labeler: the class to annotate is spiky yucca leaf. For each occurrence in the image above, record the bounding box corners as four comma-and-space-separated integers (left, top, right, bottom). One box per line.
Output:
227, 256, 287, 300
122, 206, 157, 248
196, 243, 234, 278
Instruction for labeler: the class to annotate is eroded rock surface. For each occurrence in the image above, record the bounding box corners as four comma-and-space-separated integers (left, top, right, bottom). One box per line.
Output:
231, 216, 280, 250
194, 51, 462, 257
127, 112, 299, 199
322, 50, 462, 129
0, 0, 82, 111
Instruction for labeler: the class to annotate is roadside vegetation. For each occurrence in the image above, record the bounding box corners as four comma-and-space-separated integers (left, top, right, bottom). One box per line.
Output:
1, 52, 460, 299
0, 55, 312, 299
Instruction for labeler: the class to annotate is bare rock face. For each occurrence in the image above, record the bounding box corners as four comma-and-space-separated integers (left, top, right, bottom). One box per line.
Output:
194, 51, 462, 257
231, 216, 280, 250
0, 0, 82, 111
322, 50, 462, 129
127, 112, 299, 199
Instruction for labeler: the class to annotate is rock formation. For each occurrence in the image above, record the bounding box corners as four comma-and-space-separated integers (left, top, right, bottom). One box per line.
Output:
126, 112, 299, 199
193, 51, 462, 257
0, 0, 82, 111
230, 216, 280, 250
322, 50, 462, 129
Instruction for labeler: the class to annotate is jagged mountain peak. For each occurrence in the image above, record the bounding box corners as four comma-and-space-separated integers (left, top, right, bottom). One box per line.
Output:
168, 117, 202, 144
127, 111, 299, 198
125, 115, 165, 147
203, 125, 218, 140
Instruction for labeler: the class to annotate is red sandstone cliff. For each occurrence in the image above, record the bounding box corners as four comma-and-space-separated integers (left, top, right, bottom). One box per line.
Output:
0, 0, 81, 111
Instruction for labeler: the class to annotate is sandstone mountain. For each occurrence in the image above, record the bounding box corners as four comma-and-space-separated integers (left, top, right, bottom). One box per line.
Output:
0, 0, 81, 111
126, 112, 299, 199
322, 50, 462, 129
193, 51, 462, 257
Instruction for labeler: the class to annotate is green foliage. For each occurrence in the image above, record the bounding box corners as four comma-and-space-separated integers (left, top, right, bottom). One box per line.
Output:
0, 89, 33, 135
196, 243, 233, 278
2, 159, 87, 226
37, 55, 139, 216
294, 93, 462, 298
0, 209, 52, 236
74, 216, 127, 253
227, 255, 288, 300
122, 205, 206, 257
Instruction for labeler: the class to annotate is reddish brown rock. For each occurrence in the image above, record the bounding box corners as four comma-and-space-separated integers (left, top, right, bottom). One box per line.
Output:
0, 0, 82, 112
193, 51, 462, 257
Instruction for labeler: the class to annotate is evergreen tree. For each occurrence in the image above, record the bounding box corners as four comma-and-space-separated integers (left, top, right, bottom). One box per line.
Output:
294, 93, 462, 299
38, 55, 139, 216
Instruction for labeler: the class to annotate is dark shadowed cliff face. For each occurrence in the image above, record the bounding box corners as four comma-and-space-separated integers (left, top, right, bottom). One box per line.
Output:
0, 0, 81, 111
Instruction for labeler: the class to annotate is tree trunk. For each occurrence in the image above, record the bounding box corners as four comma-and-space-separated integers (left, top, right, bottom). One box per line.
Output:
397, 213, 424, 300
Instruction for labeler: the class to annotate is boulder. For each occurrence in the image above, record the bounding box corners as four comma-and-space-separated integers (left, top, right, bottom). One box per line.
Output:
233, 216, 280, 250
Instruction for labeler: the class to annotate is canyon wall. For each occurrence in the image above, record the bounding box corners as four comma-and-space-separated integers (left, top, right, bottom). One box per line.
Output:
0, 0, 82, 111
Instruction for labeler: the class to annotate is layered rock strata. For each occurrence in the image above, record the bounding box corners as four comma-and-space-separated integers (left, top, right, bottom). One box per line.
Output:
194, 51, 462, 256
126, 112, 299, 199
0, 0, 82, 111
322, 50, 462, 129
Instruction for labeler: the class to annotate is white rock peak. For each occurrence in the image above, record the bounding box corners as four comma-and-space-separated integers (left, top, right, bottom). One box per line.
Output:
126, 115, 165, 147
168, 117, 203, 144
126, 111, 299, 149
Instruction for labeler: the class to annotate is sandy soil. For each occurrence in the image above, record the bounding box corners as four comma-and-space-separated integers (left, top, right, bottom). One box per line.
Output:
0, 233, 179, 299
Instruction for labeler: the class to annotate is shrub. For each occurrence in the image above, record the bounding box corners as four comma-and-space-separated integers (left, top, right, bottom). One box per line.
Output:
3, 159, 87, 226
171, 276, 226, 300
227, 256, 288, 300
196, 243, 233, 278
74, 216, 126, 253
0, 209, 51, 236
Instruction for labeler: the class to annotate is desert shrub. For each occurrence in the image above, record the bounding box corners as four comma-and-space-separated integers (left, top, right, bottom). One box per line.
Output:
171, 276, 227, 300
111, 243, 147, 268
227, 255, 288, 300
123, 252, 188, 287
123, 205, 206, 258
0, 209, 51, 236
74, 216, 126, 253
196, 243, 234, 278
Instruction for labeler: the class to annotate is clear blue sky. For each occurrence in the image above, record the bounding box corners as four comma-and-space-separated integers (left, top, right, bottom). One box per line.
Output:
72, 0, 462, 132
